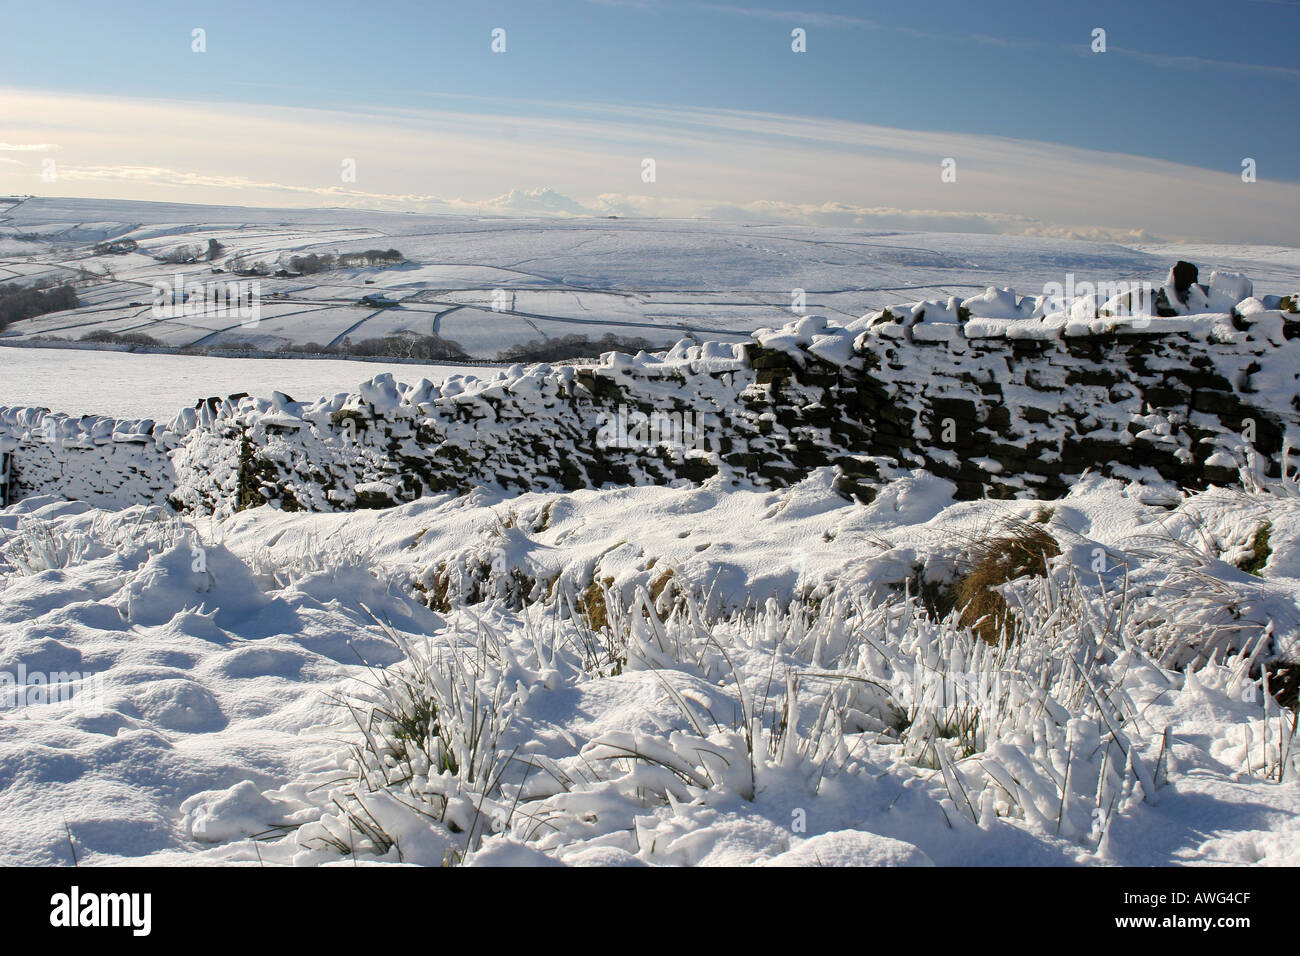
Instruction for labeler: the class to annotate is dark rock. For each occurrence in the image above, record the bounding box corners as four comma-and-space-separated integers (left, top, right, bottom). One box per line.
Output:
1171, 261, 1199, 297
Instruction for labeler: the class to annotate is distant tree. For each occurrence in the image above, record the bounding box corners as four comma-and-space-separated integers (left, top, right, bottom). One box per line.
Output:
279, 341, 331, 354
0, 282, 79, 331
228, 257, 270, 276
157, 243, 203, 264
92, 238, 138, 255
343, 333, 469, 361
79, 329, 161, 348
289, 253, 336, 275
496, 332, 657, 363
272, 248, 406, 274
206, 239, 225, 261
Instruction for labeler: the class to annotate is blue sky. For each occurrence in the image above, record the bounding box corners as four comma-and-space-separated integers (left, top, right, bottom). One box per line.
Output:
1, 0, 1297, 241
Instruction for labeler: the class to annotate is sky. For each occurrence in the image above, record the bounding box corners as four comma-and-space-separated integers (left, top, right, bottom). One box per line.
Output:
1, 0, 1297, 244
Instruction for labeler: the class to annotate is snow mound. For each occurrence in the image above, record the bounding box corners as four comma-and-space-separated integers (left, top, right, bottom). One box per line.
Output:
763, 831, 934, 867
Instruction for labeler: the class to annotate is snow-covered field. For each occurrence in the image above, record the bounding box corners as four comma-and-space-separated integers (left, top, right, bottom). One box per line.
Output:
0, 346, 492, 420
2, 469, 1298, 866
5, 197, 1299, 361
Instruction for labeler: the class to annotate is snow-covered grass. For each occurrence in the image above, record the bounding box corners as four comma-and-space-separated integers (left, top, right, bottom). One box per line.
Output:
4, 470, 1298, 866
285, 550, 1298, 866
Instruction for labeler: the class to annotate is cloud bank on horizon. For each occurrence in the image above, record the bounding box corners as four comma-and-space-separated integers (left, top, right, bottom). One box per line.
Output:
2, 87, 1296, 245
5, 87, 1294, 243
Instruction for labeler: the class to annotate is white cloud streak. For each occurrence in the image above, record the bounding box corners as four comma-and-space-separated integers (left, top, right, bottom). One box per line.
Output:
0, 87, 1294, 244
700, 5, 1300, 78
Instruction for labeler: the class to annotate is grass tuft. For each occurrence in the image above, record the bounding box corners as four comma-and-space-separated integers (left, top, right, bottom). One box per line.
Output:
1239, 521, 1272, 577
576, 576, 616, 632
955, 519, 1061, 645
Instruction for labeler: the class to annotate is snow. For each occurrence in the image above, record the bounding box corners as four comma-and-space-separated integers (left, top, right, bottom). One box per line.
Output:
9, 196, 1297, 360
961, 286, 1034, 320
3, 207, 1300, 867
0, 496, 417, 865
1209, 270, 1254, 309
761, 830, 935, 867
0, 346, 492, 420
3, 470, 1299, 866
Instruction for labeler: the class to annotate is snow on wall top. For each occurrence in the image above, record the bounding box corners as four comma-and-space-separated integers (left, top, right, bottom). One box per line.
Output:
1, 262, 1298, 513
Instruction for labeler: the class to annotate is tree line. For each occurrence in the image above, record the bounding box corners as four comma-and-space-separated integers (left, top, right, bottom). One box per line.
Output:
287, 249, 405, 274
496, 332, 658, 362
0, 282, 79, 332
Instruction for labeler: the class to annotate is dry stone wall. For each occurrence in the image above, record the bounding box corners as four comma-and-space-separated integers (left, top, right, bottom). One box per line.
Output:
2, 267, 1297, 514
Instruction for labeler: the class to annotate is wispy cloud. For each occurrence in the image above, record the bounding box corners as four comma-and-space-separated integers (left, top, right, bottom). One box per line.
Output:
698, 4, 880, 28
1106, 46, 1300, 80
0, 143, 59, 152
585, 0, 661, 8
700, 4, 1300, 78
1, 87, 1295, 244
